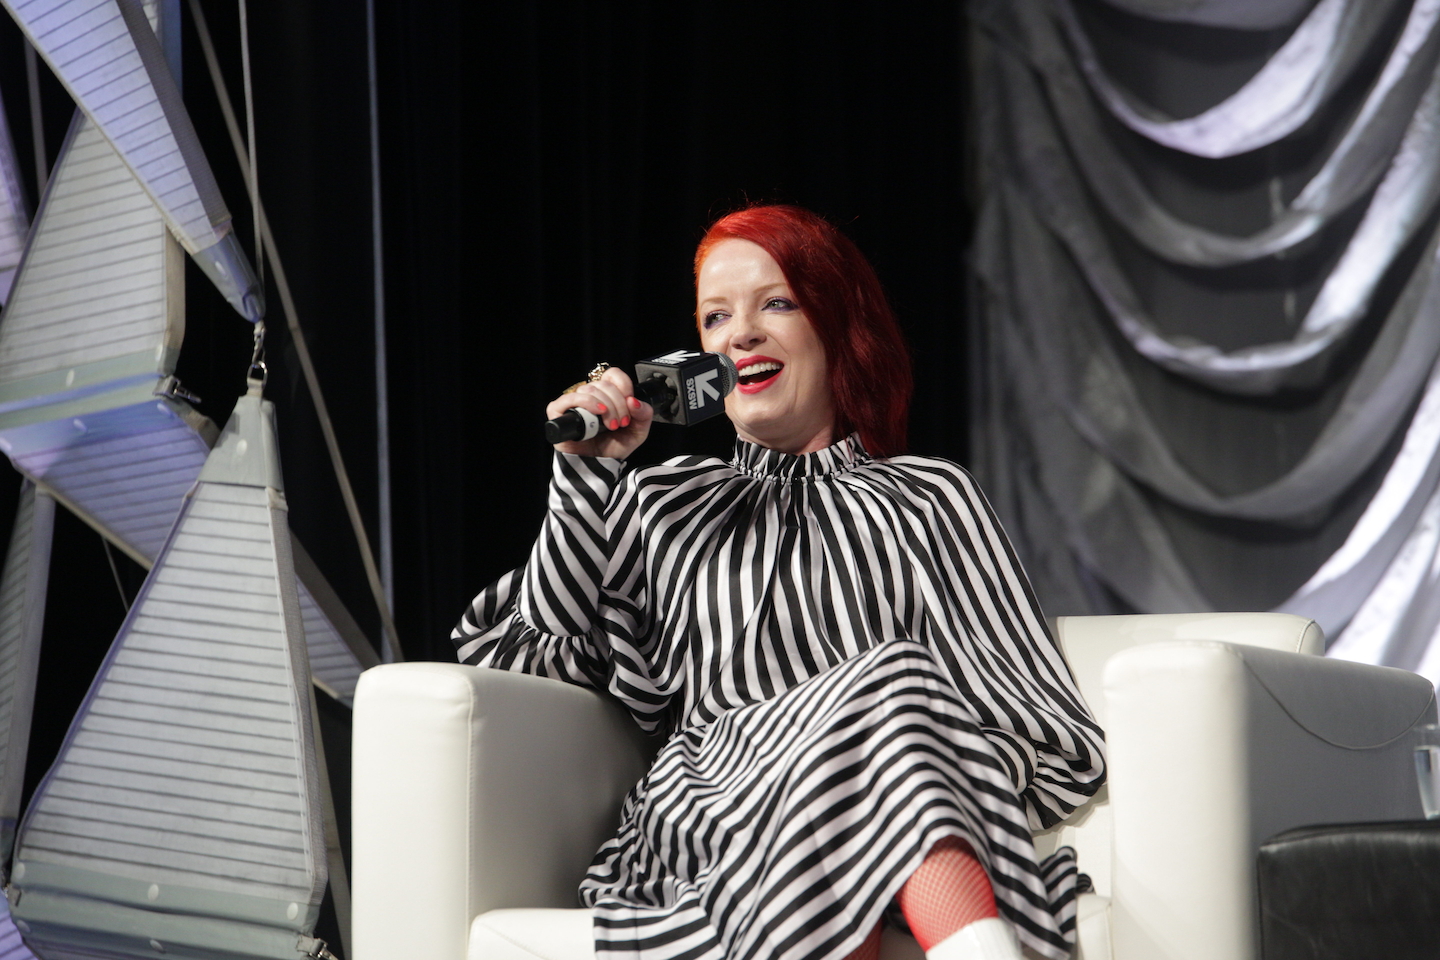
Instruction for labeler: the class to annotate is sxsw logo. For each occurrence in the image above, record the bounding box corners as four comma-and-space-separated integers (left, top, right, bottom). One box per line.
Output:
687, 368, 722, 411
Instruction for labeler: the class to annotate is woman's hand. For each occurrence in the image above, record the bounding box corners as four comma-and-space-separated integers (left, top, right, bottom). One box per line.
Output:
548, 366, 654, 459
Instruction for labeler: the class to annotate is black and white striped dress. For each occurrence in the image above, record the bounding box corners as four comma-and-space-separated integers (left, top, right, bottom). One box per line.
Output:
454, 435, 1105, 960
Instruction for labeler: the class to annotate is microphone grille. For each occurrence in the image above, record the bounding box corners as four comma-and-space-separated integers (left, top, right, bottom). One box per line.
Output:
712, 353, 739, 397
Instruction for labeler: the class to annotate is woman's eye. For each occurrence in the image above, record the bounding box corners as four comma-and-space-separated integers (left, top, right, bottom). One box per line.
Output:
765, 297, 796, 311
702, 311, 729, 329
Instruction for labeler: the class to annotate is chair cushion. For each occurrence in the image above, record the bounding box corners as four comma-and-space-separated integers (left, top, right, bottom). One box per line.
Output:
470, 908, 593, 960
1074, 893, 1111, 960
464, 905, 1111, 960
468, 909, 929, 960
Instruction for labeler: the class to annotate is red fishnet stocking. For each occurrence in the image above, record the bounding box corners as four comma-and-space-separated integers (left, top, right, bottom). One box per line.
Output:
842, 921, 882, 960
897, 837, 998, 952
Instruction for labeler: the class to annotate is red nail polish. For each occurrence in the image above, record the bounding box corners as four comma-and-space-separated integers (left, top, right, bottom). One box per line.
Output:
608, 420, 619, 431
628, 396, 640, 410
597, 403, 607, 414
622, 416, 631, 427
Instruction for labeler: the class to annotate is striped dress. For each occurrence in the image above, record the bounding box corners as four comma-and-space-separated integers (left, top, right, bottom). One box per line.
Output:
454, 435, 1105, 960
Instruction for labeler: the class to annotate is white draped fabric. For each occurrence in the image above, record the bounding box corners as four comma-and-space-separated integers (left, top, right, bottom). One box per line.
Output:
970, 0, 1440, 683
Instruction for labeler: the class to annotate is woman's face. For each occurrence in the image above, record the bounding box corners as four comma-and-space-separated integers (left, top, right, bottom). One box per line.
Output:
697, 239, 835, 455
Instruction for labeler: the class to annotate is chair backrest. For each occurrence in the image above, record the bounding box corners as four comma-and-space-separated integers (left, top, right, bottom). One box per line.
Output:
1051, 613, 1324, 727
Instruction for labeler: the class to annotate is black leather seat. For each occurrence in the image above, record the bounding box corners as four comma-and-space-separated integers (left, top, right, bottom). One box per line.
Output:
1258, 820, 1440, 960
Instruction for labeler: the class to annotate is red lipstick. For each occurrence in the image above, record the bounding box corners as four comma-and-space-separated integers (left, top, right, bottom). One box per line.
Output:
735, 355, 784, 394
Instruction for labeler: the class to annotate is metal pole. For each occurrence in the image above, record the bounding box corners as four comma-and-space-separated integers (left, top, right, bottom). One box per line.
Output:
366, 0, 393, 648
187, 0, 404, 662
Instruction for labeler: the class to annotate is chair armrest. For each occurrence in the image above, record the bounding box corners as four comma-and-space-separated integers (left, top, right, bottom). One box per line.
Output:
350, 663, 653, 960
1036, 613, 1324, 901
1104, 641, 1435, 960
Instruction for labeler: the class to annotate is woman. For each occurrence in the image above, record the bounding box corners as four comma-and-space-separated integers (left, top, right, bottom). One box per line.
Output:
454, 205, 1104, 960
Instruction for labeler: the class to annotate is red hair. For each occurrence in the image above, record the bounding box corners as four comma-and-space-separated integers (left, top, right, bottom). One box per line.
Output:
695, 205, 912, 457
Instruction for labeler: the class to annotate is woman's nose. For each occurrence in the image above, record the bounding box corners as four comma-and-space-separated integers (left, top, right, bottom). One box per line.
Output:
730, 312, 766, 349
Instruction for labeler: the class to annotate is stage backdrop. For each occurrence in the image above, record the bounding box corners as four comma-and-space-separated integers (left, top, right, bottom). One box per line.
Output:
969, 0, 1440, 683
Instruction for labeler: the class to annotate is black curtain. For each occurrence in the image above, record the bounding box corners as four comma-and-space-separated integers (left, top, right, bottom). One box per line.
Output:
0, 0, 972, 772
381, 1, 970, 659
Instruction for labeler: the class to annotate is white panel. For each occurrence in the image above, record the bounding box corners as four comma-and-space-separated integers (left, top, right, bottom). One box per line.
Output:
17, 479, 321, 903
5, 0, 219, 251
0, 483, 51, 862
10, 412, 369, 701
299, 590, 361, 702
12, 414, 206, 561
0, 115, 173, 384
0, 90, 28, 284
0, 898, 38, 960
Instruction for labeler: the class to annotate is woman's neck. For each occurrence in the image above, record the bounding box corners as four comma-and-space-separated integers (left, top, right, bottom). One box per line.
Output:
735, 422, 836, 456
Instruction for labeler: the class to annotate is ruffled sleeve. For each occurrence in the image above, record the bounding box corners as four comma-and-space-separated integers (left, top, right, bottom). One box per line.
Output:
451, 452, 625, 686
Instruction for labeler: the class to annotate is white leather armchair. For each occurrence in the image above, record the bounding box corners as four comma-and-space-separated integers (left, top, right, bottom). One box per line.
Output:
350, 614, 1436, 960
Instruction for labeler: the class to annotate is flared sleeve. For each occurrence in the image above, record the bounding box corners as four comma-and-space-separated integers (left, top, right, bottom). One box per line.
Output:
451, 452, 628, 687
893, 458, 1106, 830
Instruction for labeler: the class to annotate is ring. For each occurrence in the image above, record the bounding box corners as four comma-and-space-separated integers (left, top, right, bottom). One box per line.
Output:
563, 362, 612, 394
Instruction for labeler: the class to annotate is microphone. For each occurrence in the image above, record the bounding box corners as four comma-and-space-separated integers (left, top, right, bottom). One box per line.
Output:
545, 350, 739, 444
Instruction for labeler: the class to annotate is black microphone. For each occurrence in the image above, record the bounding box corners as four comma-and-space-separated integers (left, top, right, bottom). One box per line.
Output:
545, 350, 739, 444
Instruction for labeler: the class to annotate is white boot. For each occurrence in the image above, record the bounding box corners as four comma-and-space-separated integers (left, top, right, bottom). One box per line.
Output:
924, 917, 1022, 960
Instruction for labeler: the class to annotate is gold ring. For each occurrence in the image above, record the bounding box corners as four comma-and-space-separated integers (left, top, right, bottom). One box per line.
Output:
562, 362, 612, 394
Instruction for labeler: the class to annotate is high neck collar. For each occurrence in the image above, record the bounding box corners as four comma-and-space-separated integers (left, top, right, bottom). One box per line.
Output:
731, 433, 871, 482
